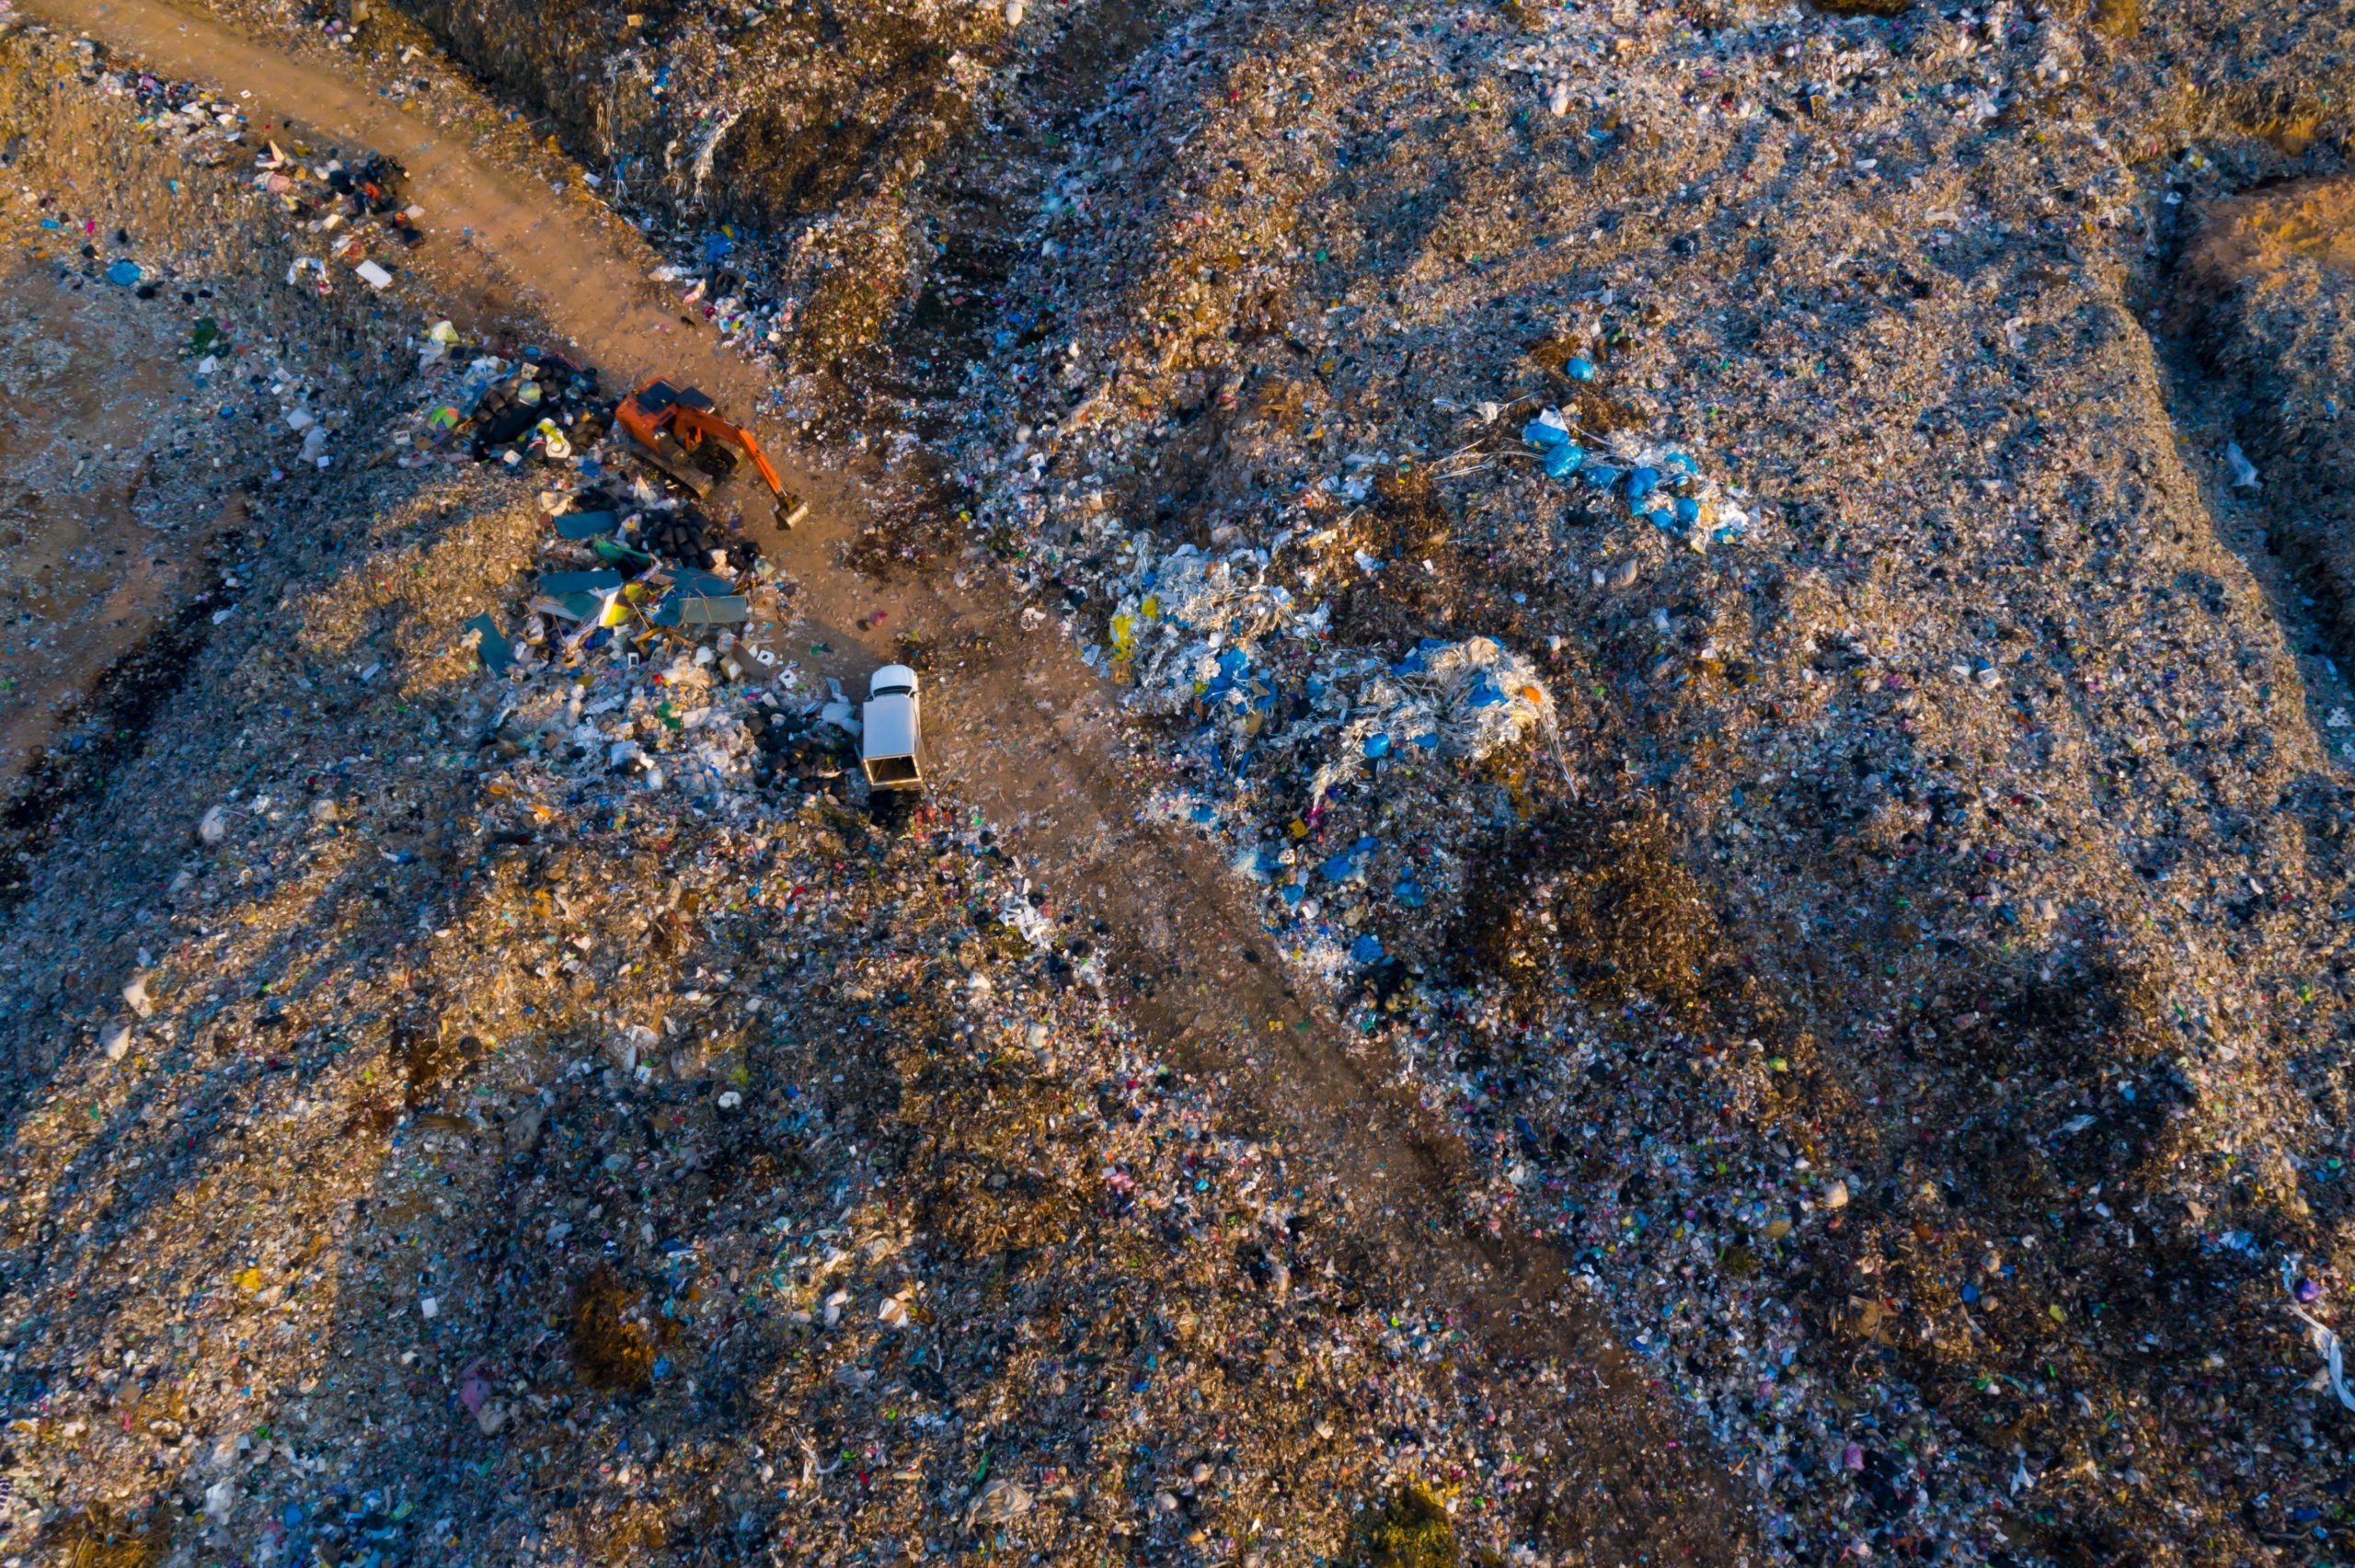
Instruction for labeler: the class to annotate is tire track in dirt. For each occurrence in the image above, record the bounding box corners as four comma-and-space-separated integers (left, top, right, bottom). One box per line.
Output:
20, 0, 1754, 1551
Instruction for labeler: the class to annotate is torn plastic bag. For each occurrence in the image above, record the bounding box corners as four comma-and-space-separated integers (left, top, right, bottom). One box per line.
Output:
2292, 1305, 2355, 1410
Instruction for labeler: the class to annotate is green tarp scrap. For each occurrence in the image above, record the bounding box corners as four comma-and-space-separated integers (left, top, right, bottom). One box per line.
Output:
554, 510, 619, 540
592, 537, 654, 569
649, 594, 749, 628
537, 569, 626, 596
463, 612, 516, 674
665, 568, 737, 598
531, 591, 613, 624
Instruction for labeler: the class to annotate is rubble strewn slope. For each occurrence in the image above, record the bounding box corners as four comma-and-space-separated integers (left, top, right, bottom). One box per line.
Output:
2185, 176, 2355, 684
0, 30, 1720, 1568
934, 0, 2355, 1558
0, 449, 1683, 1564
9, 0, 2355, 1562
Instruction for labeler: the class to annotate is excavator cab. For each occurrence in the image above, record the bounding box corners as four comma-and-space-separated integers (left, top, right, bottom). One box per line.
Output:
616, 378, 802, 523
628, 380, 715, 418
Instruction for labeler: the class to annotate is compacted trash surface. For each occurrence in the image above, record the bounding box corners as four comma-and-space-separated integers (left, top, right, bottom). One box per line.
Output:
6, 0, 2355, 1563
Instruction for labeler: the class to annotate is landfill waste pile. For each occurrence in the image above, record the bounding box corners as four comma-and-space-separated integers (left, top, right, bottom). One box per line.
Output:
2181, 175, 2355, 704
924, 0, 2355, 1559
0, 323, 1731, 1568
0, 38, 1738, 1562
6, 0, 2355, 1562
261, 143, 423, 295
170, 0, 1169, 389
72, 53, 253, 167
183, 0, 1008, 370
0, 22, 432, 799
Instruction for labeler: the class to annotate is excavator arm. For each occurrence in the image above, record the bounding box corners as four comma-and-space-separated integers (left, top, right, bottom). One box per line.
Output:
674, 407, 785, 499
615, 377, 804, 522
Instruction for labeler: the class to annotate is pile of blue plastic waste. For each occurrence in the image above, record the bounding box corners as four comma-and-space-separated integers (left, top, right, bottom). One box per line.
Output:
1522, 407, 1750, 552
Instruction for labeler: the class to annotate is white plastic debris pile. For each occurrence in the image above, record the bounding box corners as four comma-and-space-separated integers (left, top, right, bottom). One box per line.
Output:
1314, 635, 1554, 802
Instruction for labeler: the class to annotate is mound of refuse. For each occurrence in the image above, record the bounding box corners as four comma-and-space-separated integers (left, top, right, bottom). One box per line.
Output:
928, 0, 2355, 1557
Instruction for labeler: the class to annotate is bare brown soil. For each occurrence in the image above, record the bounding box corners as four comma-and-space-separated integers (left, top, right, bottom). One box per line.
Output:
2188, 175, 2355, 289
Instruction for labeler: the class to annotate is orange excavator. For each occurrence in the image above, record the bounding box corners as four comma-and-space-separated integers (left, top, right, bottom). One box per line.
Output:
616, 378, 805, 524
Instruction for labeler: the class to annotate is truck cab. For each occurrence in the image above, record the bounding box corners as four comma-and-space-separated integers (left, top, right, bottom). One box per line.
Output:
860, 665, 925, 790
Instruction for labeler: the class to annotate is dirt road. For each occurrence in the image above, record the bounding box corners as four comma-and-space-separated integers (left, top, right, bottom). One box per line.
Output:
18, 0, 1754, 1551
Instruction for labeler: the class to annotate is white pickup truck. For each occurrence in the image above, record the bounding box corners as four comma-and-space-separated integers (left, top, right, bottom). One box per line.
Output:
859, 664, 925, 790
